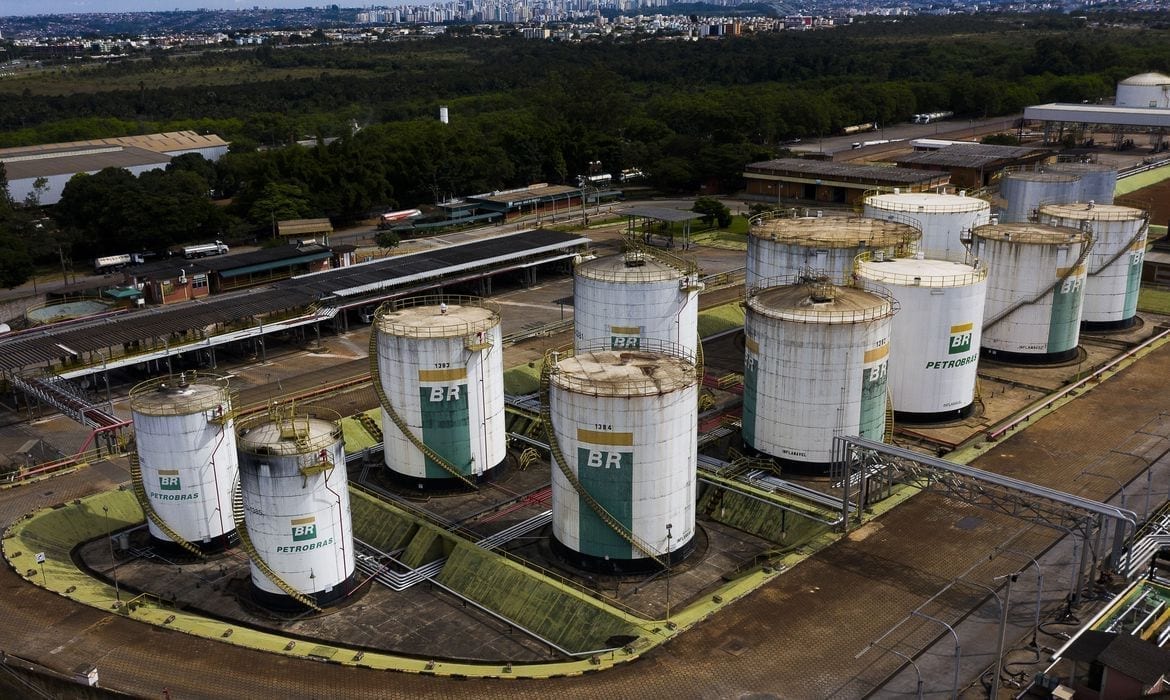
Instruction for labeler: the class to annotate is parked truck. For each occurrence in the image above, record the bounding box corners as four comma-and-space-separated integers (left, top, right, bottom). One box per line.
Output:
93, 252, 145, 274
182, 240, 229, 259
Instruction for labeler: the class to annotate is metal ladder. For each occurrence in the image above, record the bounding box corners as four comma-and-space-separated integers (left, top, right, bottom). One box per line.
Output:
883, 391, 895, 444
539, 351, 666, 567
367, 326, 478, 490
127, 451, 204, 558
230, 476, 321, 611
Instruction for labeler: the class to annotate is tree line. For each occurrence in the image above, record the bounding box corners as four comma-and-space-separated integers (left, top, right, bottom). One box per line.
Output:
0, 14, 1168, 286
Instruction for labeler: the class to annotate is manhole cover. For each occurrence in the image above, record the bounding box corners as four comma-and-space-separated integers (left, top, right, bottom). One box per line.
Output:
955, 516, 983, 531
721, 638, 749, 656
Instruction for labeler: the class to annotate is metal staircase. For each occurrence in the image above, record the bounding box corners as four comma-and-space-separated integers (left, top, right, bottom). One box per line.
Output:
230, 476, 321, 611
367, 326, 478, 490
127, 451, 204, 557
982, 233, 1094, 333
883, 391, 895, 444
539, 351, 666, 567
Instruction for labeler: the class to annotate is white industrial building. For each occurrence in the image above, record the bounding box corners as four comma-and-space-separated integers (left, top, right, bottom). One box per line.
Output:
1, 131, 229, 206
1024, 72, 1170, 150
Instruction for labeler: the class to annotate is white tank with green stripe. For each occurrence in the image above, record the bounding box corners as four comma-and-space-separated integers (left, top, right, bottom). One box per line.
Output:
548, 343, 697, 568
376, 296, 506, 485
1037, 202, 1147, 330
742, 278, 897, 471
972, 223, 1089, 363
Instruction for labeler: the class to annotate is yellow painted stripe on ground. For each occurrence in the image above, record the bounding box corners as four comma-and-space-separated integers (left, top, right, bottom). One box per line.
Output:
744, 336, 759, 353
863, 345, 889, 363
577, 429, 634, 446
418, 368, 467, 382
950, 322, 973, 334
609, 325, 641, 335
1056, 265, 1086, 277
291, 516, 315, 526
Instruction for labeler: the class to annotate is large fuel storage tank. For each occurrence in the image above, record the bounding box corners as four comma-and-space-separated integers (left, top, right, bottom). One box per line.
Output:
742, 278, 897, 472
374, 296, 506, 490
547, 341, 697, 573
129, 372, 237, 552
1000, 171, 1081, 223
573, 250, 702, 356
746, 214, 919, 288
863, 192, 990, 259
1115, 72, 1170, 109
1045, 162, 1118, 205
971, 223, 1090, 364
236, 407, 355, 610
856, 254, 987, 422
1038, 202, 1148, 330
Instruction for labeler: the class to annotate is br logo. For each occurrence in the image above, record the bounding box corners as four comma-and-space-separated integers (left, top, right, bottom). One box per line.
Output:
291, 518, 317, 542
585, 450, 625, 469
611, 336, 640, 350
158, 471, 181, 491
949, 323, 973, 355
427, 386, 462, 402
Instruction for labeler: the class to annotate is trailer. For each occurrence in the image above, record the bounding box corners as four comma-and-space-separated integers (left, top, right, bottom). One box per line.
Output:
93, 253, 145, 274
181, 241, 229, 259
378, 209, 422, 229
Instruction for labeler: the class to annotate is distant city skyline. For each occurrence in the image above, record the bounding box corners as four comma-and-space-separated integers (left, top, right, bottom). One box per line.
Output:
2, 1, 365, 17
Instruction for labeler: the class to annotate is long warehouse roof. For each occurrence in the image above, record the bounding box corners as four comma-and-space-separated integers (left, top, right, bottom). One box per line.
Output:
0, 230, 586, 374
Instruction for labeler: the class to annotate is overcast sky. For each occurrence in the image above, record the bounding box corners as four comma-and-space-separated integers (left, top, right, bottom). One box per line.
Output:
2, 1, 340, 15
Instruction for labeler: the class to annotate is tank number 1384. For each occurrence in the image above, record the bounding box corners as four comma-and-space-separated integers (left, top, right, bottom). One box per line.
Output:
594, 424, 612, 430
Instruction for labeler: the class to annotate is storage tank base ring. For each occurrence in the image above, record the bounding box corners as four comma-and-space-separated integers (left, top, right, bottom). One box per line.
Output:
147, 531, 238, 557
250, 571, 360, 612
894, 403, 977, 425
382, 456, 507, 493
979, 346, 1082, 366
739, 443, 833, 476
1081, 315, 1141, 333
549, 535, 695, 575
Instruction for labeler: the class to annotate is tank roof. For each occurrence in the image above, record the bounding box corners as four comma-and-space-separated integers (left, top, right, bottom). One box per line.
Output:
748, 282, 895, 324
972, 222, 1088, 245
857, 256, 987, 288
1120, 72, 1170, 86
575, 251, 684, 283
865, 192, 990, 213
129, 374, 229, 416
376, 295, 499, 338
1003, 171, 1079, 184
1045, 161, 1117, 174
749, 216, 919, 248
237, 413, 341, 456
552, 349, 695, 397
1038, 202, 1145, 220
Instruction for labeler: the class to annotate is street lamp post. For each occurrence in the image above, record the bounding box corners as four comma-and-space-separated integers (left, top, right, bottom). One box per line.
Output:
665, 523, 673, 622
103, 505, 121, 607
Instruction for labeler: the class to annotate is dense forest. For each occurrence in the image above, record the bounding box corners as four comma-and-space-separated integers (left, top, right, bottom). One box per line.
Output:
1, 14, 1169, 283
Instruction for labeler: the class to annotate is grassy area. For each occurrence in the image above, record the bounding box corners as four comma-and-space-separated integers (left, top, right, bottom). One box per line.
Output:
697, 301, 746, 338
1116, 164, 1170, 196
340, 409, 382, 452
503, 362, 542, 395
1139, 286, 1170, 314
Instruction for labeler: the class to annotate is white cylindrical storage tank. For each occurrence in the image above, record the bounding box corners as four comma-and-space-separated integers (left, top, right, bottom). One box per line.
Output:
548, 341, 697, 573
130, 372, 237, 552
1115, 72, 1170, 109
742, 279, 897, 473
573, 251, 701, 356
1038, 202, 1148, 330
746, 214, 919, 289
971, 223, 1089, 364
376, 296, 506, 491
236, 408, 355, 610
856, 255, 987, 422
864, 192, 990, 260
1000, 172, 1081, 223
1045, 162, 1118, 205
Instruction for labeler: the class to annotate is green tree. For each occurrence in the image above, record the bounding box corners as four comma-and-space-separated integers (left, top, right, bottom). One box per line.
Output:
692, 197, 730, 227
375, 229, 401, 249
